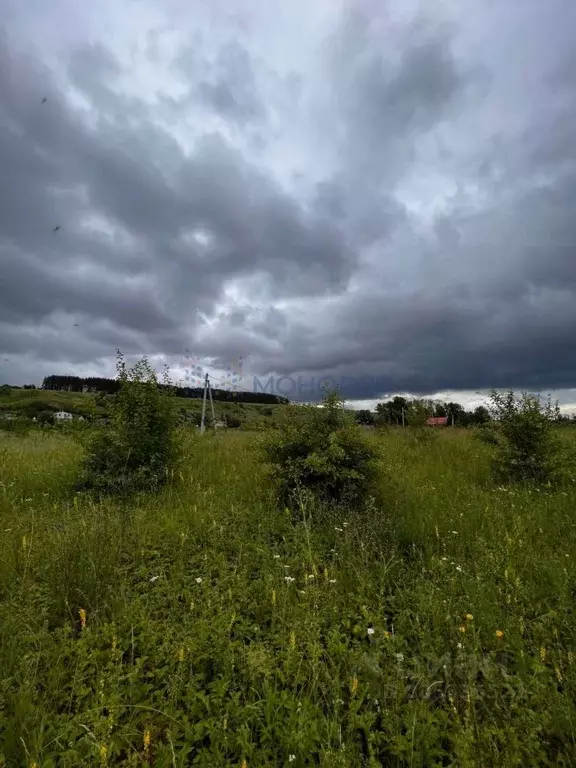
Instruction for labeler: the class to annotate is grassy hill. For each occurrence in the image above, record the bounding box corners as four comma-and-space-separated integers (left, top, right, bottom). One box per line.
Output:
0, 387, 288, 428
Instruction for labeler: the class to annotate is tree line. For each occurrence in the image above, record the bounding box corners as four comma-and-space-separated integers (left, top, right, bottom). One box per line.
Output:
41, 375, 289, 405
354, 394, 576, 427
354, 396, 493, 427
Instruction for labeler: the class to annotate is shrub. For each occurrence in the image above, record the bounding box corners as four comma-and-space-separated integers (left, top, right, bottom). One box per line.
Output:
354, 409, 374, 426
37, 411, 55, 426
487, 389, 564, 485
77, 352, 179, 496
261, 389, 381, 511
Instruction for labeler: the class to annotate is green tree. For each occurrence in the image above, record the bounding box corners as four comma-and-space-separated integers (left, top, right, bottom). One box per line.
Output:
487, 389, 563, 484
375, 396, 407, 425
405, 399, 434, 427
354, 409, 374, 425
470, 405, 491, 425
78, 352, 179, 496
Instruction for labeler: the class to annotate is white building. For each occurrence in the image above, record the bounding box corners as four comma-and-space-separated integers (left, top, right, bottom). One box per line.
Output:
54, 411, 74, 421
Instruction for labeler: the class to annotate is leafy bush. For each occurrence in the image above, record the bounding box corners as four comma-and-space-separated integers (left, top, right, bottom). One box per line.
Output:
77, 353, 179, 496
487, 389, 564, 485
261, 389, 381, 511
354, 409, 374, 425
37, 411, 55, 426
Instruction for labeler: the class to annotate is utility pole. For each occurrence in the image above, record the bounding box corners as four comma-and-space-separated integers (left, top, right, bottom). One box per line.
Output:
401, 407, 405, 428
200, 373, 208, 434
208, 375, 216, 431
200, 372, 217, 434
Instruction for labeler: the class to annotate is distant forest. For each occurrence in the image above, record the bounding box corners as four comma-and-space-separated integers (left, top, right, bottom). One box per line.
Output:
41, 375, 289, 405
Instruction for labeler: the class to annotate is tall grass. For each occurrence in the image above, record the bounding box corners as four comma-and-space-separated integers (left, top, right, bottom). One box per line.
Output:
1, 428, 575, 766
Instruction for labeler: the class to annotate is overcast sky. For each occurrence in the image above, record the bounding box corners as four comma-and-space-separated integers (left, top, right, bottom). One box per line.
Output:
1, 0, 576, 409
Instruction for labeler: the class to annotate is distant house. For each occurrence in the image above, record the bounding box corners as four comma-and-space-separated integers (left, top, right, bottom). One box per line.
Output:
426, 416, 448, 427
54, 411, 74, 421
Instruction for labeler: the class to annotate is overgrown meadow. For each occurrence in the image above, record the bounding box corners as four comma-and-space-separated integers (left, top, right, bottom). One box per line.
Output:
1, 426, 576, 766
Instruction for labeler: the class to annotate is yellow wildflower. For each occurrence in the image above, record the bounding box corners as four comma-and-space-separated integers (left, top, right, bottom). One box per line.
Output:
555, 666, 563, 683
540, 646, 547, 663
495, 630, 504, 640
79, 608, 87, 630
143, 729, 151, 752
241, 761, 247, 768
350, 676, 358, 695
465, 614, 473, 621
223, 717, 228, 731
99, 744, 108, 765
289, 630, 296, 650
178, 647, 185, 663
383, 631, 391, 638
458, 625, 466, 633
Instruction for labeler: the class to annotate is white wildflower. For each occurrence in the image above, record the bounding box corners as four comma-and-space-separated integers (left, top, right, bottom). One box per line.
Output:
455, 566, 462, 572
289, 756, 296, 763
329, 579, 337, 584
284, 576, 295, 583
395, 653, 404, 662
451, 531, 459, 535
195, 577, 203, 584
149, 575, 160, 583
273, 554, 280, 559
334, 527, 343, 532
367, 627, 375, 636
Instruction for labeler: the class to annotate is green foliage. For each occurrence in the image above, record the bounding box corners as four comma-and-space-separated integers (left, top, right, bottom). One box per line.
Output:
354, 409, 374, 425
77, 352, 179, 496
405, 399, 434, 427
261, 389, 381, 511
487, 389, 564, 485
2, 429, 576, 765
37, 410, 55, 426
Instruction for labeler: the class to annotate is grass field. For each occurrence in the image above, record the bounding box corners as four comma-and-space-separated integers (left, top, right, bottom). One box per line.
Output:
1, 427, 575, 766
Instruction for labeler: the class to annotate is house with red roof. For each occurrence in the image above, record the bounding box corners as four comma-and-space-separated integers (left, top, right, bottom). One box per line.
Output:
426, 416, 448, 427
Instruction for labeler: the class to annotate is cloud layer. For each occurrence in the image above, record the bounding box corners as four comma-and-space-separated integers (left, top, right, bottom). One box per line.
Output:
1, 0, 576, 404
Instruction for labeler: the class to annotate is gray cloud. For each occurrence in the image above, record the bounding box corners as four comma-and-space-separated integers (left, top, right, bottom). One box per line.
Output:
1, 0, 576, 407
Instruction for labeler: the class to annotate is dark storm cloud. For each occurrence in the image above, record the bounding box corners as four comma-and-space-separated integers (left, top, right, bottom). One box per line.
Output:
2, 0, 576, 405
0, 28, 356, 375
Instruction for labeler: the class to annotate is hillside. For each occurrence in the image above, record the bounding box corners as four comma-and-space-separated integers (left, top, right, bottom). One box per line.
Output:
0, 387, 288, 428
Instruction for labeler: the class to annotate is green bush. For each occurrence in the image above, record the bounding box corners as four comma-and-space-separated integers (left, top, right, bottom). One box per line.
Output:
261, 389, 381, 511
487, 389, 564, 485
77, 353, 179, 496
